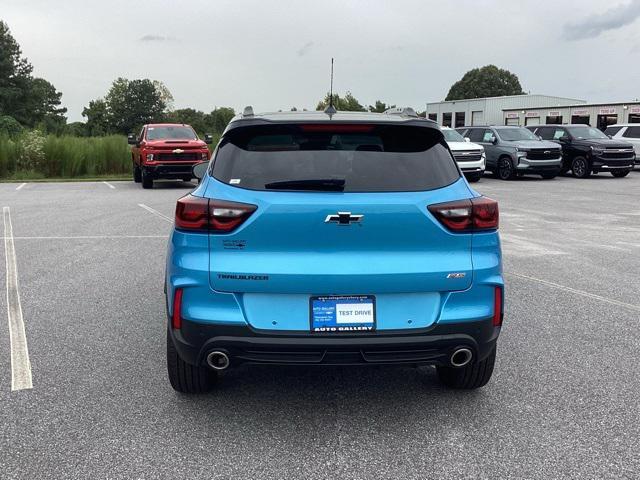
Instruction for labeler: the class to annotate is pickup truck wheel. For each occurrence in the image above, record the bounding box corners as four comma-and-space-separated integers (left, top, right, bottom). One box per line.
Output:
611, 169, 630, 178
133, 165, 142, 183
167, 332, 217, 394
141, 169, 153, 189
465, 172, 482, 183
437, 345, 496, 389
571, 156, 590, 178
496, 157, 516, 180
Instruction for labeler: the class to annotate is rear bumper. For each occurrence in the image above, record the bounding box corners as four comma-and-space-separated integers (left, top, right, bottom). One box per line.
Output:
169, 317, 500, 368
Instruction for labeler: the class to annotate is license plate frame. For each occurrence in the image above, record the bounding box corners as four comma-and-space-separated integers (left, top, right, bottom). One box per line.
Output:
309, 295, 376, 333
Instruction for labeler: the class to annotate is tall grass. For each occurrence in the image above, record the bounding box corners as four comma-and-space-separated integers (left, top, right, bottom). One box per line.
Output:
0, 133, 131, 179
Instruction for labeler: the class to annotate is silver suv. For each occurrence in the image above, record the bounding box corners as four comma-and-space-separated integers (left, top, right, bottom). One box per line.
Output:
456, 126, 562, 180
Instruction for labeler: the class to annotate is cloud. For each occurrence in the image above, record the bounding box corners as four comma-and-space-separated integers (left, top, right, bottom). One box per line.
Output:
139, 34, 176, 42
296, 41, 314, 56
563, 2, 640, 40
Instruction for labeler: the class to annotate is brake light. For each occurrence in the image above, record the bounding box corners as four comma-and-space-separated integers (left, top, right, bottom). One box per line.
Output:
172, 288, 183, 329
210, 199, 257, 232
427, 197, 499, 232
299, 124, 375, 133
175, 195, 209, 231
493, 286, 503, 326
174, 195, 257, 233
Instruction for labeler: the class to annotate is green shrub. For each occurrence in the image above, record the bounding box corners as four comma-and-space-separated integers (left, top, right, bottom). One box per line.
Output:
0, 132, 130, 179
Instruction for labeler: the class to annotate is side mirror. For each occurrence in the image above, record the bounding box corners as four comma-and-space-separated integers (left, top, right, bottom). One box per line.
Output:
536, 135, 542, 140
192, 161, 209, 180
491, 136, 498, 144
559, 136, 569, 142
464, 137, 470, 142
127, 133, 137, 145
204, 133, 214, 145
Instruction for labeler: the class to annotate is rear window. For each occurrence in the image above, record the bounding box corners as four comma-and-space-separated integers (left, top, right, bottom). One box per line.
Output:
211, 124, 460, 192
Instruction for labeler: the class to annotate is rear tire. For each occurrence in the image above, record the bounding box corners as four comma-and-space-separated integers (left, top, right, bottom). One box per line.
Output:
133, 165, 142, 183
496, 157, 516, 180
167, 331, 217, 394
141, 169, 153, 189
611, 169, 630, 178
437, 346, 496, 389
571, 156, 590, 178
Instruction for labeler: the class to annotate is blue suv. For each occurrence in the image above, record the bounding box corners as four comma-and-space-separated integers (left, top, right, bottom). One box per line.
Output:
165, 108, 504, 393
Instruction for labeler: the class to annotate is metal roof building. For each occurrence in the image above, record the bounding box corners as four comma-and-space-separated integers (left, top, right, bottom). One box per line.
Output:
426, 94, 585, 128
502, 100, 640, 130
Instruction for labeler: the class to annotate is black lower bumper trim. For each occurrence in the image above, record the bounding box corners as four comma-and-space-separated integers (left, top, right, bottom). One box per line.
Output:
169, 318, 500, 368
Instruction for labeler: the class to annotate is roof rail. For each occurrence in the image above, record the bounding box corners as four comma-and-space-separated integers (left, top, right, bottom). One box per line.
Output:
242, 106, 254, 117
384, 107, 418, 118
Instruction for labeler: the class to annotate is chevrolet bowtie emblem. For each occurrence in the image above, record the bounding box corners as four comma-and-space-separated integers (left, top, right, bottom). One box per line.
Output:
172, 149, 184, 154
325, 212, 364, 225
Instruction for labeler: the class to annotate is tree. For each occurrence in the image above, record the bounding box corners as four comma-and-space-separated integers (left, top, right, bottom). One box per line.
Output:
368, 100, 395, 113
445, 65, 525, 101
82, 99, 110, 136
104, 78, 168, 134
0, 115, 22, 135
0, 20, 32, 122
206, 107, 235, 133
0, 21, 67, 128
316, 92, 366, 112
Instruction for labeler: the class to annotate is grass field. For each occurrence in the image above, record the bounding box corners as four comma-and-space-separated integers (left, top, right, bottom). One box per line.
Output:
0, 133, 131, 179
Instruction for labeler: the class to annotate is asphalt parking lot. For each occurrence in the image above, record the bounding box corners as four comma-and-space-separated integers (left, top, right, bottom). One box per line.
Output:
1, 173, 639, 479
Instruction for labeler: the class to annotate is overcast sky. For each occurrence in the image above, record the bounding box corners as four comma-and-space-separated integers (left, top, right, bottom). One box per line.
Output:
3, 0, 640, 121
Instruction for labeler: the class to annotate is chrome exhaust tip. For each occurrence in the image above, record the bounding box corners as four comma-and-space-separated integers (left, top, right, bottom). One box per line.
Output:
450, 348, 473, 368
206, 351, 230, 371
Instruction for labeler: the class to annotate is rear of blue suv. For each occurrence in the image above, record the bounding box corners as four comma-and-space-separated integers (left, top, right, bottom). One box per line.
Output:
165, 110, 503, 393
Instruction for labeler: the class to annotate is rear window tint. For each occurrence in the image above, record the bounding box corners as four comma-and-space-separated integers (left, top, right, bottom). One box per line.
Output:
211, 124, 460, 192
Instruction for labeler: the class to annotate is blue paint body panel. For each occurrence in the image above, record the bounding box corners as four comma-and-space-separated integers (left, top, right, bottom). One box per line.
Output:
166, 176, 503, 334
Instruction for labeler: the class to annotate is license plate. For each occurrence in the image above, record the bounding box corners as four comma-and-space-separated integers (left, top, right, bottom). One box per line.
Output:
310, 295, 376, 333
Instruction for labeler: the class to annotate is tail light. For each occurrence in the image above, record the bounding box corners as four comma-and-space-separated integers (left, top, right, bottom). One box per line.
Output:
175, 195, 257, 233
428, 197, 499, 232
172, 288, 183, 329
493, 286, 503, 327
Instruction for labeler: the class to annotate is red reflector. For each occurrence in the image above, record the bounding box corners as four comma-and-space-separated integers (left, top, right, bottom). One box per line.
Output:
175, 195, 209, 231
428, 196, 498, 232
299, 124, 375, 133
493, 286, 503, 326
172, 288, 183, 329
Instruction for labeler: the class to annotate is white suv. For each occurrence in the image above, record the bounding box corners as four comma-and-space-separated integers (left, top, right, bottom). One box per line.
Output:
441, 127, 485, 182
604, 124, 640, 168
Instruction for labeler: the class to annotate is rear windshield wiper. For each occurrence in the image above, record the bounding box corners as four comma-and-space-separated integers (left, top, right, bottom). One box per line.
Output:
264, 178, 345, 191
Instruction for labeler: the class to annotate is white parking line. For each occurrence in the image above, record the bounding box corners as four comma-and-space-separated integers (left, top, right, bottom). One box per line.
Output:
3, 207, 33, 391
138, 203, 173, 223
0, 235, 168, 240
15, 183, 27, 191
102, 181, 116, 189
506, 272, 640, 313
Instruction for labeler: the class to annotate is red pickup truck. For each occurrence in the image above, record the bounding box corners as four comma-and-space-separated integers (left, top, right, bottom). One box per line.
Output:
128, 123, 212, 189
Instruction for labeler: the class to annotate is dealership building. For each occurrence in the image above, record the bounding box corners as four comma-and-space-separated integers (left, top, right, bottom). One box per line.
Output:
426, 94, 640, 130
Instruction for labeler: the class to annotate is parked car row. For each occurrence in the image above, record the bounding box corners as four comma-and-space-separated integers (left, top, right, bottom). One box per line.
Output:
447, 124, 636, 181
